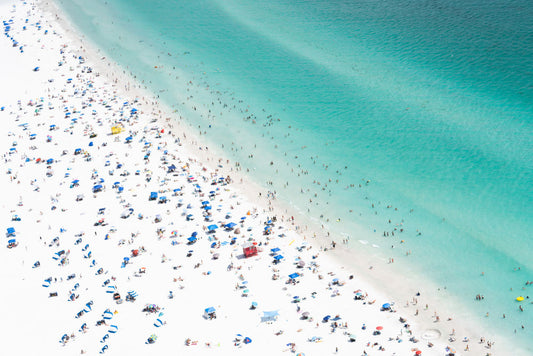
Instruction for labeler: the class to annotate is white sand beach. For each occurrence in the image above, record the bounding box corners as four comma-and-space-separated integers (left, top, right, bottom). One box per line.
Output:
0, 1, 509, 355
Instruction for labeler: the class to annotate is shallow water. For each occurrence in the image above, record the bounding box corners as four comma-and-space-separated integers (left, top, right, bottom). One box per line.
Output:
55, 0, 533, 349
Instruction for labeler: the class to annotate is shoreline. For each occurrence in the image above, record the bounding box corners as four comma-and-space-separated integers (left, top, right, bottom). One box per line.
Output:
41, 2, 519, 352
0, 0, 528, 354
44, 0, 520, 350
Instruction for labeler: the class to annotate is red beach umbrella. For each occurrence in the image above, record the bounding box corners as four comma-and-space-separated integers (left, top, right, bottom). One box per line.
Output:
376, 326, 383, 331
416, 351, 422, 355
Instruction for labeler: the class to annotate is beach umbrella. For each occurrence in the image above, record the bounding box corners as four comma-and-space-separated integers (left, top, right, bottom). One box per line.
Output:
244, 337, 252, 344
289, 273, 299, 279
376, 326, 383, 331
271, 247, 280, 253
416, 351, 422, 355
274, 255, 284, 261
382, 303, 391, 309
208, 224, 218, 231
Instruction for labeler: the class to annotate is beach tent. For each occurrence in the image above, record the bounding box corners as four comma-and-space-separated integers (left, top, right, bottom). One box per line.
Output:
270, 247, 280, 254
289, 273, 300, 279
274, 254, 284, 261
261, 310, 279, 323
149, 192, 158, 200
243, 242, 258, 258
204, 307, 216, 319
6, 227, 16, 237
187, 236, 197, 244
111, 126, 123, 135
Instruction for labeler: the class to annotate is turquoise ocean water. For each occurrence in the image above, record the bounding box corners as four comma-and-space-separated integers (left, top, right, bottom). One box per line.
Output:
54, 0, 532, 349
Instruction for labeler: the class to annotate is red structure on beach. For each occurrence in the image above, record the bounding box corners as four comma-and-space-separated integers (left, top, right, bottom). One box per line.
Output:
243, 242, 258, 258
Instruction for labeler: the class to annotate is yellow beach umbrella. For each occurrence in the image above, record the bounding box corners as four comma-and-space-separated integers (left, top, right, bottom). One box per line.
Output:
516, 296, 524, 302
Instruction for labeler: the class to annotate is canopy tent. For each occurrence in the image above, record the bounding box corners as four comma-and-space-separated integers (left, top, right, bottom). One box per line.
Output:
288, 273, 300, 279
225, 222, 237, 229
261, 310, 279, 323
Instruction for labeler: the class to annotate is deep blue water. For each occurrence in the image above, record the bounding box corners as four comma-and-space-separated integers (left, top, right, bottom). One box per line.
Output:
55, 0, 533, 349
